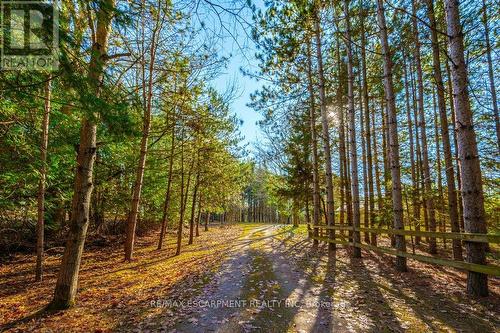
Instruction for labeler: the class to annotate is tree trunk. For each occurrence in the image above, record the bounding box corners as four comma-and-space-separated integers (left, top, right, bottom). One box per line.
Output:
412, 0, 437, 253
189, 163, 200, 245
305, 198, 311, 227
372, 105, 382, 247
341, 113, 352, 242
381, 99, 390, 222
50, 1, 114, 309
361, 4, 376, 245
306, 37, 321, 247
176, 125, 187, 256
36, 78, 51, 282
336, 43, 347, 235
124, 9, 160, 261
402, 52, 418, 247
124, 109, 151, 260
158, 121, 176, 250
196, 195, 202, 237
409, 56, 422, 245
360, 79, 369, 244
376, 0, 407, 272
426, 0, 462, 260
444, 0, 488, 297
445, 58, 465, 233
345, 113, 353, 236
292, 199, 299, 227
381, 100, 394, 245
433, 95, 447, 248
339, 150, 345, 227
314, 7, 335, 252
481, 0, 500, 150
177, 147, 195, 254
344, 0, 361, 257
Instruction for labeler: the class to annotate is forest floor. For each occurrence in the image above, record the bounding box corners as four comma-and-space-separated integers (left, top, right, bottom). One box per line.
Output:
1, 223, 499, 332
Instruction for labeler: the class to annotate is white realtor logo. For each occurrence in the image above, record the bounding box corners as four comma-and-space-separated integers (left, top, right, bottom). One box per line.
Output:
10, 8, 48, 49
1, 0, 59, 71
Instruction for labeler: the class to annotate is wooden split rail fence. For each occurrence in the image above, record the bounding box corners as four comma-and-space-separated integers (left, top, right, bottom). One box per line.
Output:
307, 224, 500, 276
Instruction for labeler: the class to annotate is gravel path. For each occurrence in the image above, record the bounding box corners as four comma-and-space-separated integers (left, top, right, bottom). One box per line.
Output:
173, 225, 349, 333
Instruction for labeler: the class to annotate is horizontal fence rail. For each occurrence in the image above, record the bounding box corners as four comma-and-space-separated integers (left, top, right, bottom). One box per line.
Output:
307, 224, 500, 276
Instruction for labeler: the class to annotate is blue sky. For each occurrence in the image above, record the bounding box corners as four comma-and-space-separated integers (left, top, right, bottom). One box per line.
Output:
209, 1, 265, 155
214, 49, 263, 153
